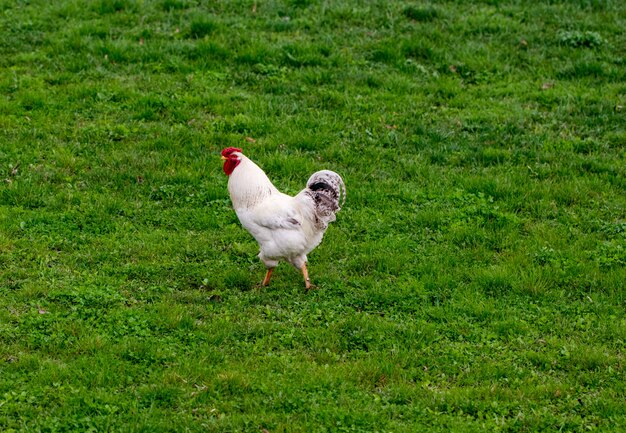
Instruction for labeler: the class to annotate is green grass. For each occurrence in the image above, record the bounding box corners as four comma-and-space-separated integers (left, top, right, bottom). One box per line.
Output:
1, 0, 625, 431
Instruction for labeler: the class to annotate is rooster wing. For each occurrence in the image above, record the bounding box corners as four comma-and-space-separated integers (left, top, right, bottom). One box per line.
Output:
239, 193, 302, 231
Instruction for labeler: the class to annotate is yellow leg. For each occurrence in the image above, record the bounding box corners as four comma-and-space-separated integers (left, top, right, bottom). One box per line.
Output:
262, 268, 274, 286
301, 263, 312, 290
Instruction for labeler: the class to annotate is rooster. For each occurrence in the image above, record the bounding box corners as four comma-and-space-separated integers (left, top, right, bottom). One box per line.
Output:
221, 147, 345, 290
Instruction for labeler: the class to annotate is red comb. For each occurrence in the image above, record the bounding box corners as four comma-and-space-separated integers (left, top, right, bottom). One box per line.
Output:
221, 147, 243, 157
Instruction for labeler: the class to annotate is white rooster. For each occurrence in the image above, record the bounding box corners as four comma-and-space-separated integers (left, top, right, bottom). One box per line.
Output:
221, 147, 345, 290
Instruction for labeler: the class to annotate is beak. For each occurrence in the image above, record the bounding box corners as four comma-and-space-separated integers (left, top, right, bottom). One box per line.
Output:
220, 156, 227, 160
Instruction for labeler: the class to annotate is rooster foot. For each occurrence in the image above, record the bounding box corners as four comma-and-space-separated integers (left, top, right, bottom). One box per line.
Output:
301, 263, 314, 291
261, 268, 274, 287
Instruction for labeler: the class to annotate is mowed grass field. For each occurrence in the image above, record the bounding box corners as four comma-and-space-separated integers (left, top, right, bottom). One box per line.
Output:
1, 0, 625, 431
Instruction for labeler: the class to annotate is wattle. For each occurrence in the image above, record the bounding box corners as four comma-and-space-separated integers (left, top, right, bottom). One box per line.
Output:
223, 158, 240, 175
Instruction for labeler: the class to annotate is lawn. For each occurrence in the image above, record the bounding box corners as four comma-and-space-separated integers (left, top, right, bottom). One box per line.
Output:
1, 0, 625, 431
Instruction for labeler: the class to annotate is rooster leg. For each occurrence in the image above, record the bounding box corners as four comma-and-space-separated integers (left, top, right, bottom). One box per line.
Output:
301, 263, 312, 290
262, 268, 274, 286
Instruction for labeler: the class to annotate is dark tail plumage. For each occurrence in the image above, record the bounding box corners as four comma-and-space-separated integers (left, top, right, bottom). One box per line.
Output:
305, 170, 346, 229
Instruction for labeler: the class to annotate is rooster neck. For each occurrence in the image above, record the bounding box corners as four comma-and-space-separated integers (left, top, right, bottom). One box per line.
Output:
227, 156, 280, 209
